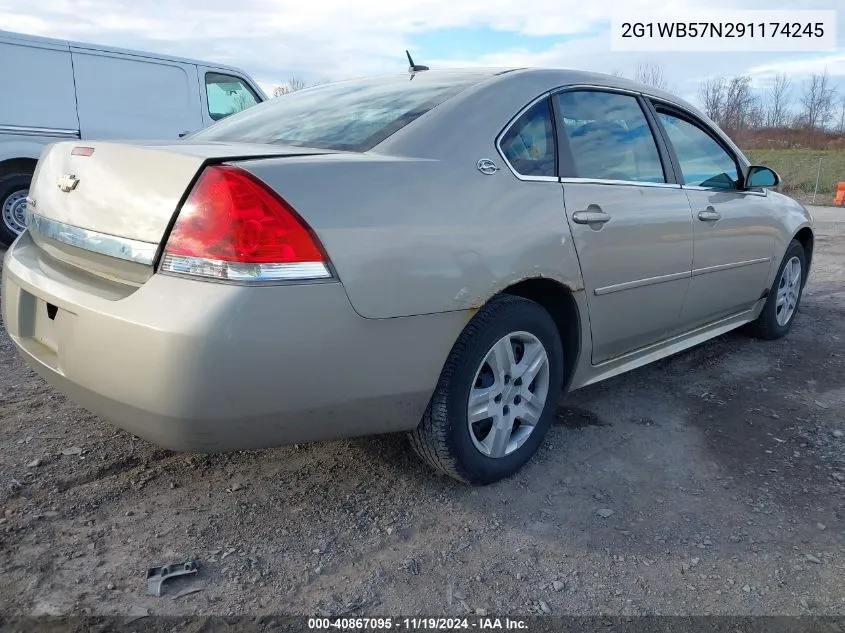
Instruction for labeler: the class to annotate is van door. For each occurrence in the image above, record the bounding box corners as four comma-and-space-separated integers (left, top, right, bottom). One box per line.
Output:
0, 34, 78, 133
197, 67, 263, 127
70, 49, 204, 140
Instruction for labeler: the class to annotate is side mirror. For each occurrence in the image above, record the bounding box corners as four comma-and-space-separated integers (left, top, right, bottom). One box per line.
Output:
745, 165, 779, 189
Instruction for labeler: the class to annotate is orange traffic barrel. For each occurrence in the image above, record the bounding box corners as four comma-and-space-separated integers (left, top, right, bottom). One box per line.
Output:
835, 182, 845, 206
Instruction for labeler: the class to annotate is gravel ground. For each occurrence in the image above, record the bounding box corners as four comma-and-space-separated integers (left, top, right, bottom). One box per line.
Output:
1, 206, 844, 617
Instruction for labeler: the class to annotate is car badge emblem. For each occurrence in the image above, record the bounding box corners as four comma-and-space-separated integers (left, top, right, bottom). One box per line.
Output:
58, 174, 80, 193
476, 158, 499, 175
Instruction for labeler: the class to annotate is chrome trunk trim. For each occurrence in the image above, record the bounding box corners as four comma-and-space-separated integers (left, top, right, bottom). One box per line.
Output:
28, 213, 158, 266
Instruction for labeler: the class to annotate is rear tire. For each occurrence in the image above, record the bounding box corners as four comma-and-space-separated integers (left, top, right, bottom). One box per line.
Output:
0, 172, 33, 247
748, 239, 806, 340
409, 295, 563, 485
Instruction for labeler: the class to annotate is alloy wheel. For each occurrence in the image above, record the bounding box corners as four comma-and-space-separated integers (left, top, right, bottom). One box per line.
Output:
467, 331, 551, 458
775, 256, 802, 327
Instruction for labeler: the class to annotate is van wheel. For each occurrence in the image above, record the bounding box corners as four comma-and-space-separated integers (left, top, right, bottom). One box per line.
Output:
1, 173, 33, 246
408, 295, 563, 485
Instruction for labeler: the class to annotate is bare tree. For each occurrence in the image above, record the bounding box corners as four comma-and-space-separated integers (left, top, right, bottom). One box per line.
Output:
699, 75, 760, 131
634, 63, 667, 90
837, 94, 845, 133
747, 99, 765, 130
722, 76, 759, 132
764, 73, 792, 128
273, 76, 309, 97
699, 76, 727, 124
799, 70, 838, 130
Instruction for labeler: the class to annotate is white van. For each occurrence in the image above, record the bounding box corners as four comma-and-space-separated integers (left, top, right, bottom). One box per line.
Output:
0, 30, 267, 245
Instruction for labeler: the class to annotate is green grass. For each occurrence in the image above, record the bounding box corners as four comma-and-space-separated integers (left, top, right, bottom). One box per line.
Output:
743, 149, 845, 203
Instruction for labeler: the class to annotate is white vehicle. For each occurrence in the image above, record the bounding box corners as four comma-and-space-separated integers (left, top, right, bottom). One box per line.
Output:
0, 29, 267, 245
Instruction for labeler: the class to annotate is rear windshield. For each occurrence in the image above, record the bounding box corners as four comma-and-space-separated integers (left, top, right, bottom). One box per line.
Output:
191, 72, 492, 152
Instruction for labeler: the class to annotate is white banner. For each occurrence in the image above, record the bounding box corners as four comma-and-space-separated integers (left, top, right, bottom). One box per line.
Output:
611, 10, 837, 52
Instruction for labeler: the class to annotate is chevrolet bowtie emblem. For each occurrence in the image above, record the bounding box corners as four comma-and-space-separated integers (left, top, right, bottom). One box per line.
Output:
58, 174, 80, 193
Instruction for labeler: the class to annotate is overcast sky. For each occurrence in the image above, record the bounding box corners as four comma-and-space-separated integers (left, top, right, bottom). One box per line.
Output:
2, 0, 843, 108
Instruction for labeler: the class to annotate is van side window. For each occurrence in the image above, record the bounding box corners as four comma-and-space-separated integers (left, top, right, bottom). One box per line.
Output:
205, 73, 260, 121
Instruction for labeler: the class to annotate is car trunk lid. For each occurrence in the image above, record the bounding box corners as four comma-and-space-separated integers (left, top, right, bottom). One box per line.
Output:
27, 140, 334, 285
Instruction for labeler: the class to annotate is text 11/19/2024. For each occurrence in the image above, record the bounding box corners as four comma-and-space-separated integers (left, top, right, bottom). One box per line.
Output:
307, 617, 530, 630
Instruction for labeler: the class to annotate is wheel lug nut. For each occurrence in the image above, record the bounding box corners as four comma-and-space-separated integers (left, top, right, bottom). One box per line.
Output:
503, 405, 510, 415
494, 394, 502, 403
504, 375, 511, 384
514, 377, 522, 387
514, 395, 522, 405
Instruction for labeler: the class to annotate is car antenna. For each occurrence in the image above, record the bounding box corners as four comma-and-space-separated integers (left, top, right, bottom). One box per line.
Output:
406, 50, 429, 79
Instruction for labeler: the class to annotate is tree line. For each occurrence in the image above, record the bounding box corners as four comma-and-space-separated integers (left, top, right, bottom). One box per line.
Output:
700, 71, 842, 134
615, 64, 844, 136
272, 77, 309, 97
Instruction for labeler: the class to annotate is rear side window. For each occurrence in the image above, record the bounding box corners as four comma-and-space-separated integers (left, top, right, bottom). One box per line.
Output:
499, 99, 557, 178
555, 91, 665, 183
205, 72, 260, 121
193, 73, 492, 151
656, 111, 740, 189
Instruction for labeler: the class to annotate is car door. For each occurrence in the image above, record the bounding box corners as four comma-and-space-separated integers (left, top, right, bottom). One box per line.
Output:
197, 68, 263, 128
553, 89, 695, 364
649, 103, 777, 327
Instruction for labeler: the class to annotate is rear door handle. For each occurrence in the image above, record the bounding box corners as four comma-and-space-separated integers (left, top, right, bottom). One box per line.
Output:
697, 209, 722, 222
572, 210, 612, 225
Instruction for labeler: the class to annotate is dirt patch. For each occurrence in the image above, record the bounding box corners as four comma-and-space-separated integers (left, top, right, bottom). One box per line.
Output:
1, 206, 844, 617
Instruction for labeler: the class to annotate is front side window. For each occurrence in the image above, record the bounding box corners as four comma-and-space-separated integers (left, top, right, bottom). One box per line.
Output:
656, 111, 740, 189
499, 99, 557, 178
205, 73, 260, 121
556, 91, 665, 183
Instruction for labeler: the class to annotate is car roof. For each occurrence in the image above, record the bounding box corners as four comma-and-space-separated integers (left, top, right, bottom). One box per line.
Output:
497, 68, 698, 111
372, 66, 729, 162
391, 67, 701, 117
343, 67, 702, 119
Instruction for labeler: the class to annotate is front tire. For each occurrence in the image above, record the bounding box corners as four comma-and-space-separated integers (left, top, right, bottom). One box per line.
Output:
0, 172, 33, 247
409, 295, 563, 485
749, 239, 807, 340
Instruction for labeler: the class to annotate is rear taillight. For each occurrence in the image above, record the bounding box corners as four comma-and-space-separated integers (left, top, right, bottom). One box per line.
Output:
160, 165, 331, 282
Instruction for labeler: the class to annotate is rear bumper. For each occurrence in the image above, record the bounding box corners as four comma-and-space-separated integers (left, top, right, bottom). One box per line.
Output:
1, 233, 466, 452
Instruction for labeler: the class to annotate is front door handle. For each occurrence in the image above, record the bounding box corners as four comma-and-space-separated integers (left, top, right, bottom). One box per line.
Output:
697, 209, 722, 222
572, 210, 612, 225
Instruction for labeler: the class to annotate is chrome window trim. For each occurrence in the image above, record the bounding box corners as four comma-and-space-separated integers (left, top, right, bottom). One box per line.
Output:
561, 178, 681, 189
594, 270, 690, 296
682, 184, 767, 197
511, 174, 560, 183
552, 85, 672, 186
551, 84, 643, 98
495, 91, 559, 183
28, 213, 158, 266
0, 124, 80, 139
495, 84, 712, 185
